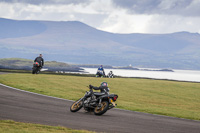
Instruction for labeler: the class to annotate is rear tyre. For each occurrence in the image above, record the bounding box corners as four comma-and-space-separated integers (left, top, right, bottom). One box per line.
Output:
94, 101, 109, 115
70, 99, 83, 112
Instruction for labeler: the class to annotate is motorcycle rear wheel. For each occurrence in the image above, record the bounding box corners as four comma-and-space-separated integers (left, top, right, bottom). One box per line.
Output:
94, 101, 109, 115
70, 99, 83, 112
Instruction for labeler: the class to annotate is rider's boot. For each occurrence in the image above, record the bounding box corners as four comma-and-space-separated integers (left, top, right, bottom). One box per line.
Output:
97, 98, 102, 108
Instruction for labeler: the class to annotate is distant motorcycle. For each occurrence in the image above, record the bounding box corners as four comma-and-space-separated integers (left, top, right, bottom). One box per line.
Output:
32, 62, 41, 74
107, 71, 114, 78
96, 70, 105, 77
70, 86, 118, 115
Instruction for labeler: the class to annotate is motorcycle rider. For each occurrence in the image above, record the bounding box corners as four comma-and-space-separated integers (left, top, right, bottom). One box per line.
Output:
96, 65, 105, 77
90, 82, 109, 93
107, 71, 114, 78
33, 54, 44, 74
34, 54, 44, 67
89, 82, 110, 107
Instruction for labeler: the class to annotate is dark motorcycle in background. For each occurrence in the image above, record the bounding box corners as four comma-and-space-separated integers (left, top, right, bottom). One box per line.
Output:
32, 62, 41, 74
70, 86, 118, 115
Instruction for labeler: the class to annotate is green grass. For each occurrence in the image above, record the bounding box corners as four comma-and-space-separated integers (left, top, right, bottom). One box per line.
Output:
0, 58, 33, 66
0, 73, 200, 121
0, 58, 70, 67
0, 69, 32, 73
0, 120, 94, 133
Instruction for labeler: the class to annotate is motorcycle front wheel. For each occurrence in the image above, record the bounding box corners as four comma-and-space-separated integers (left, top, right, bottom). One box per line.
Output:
70, 99, 83, 112
32, 67, 36, 74
94, 101, 109, 115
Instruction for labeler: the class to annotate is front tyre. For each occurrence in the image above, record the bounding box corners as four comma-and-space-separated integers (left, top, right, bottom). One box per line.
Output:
94, 101, 109, 115
70, 99, 83, 112
32, 67, 36, 74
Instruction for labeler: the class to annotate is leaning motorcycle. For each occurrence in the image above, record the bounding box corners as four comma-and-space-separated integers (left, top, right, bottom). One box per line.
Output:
32, 62, 41, 74
70, 86, 118, 115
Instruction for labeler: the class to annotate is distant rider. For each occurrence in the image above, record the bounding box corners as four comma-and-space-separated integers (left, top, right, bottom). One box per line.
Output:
96, 65, 105, 77
107, 71, 114, 78
34, 54, 44, 68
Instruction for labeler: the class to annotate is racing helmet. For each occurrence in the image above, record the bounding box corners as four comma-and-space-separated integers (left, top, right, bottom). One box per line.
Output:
100, 82, 108, 87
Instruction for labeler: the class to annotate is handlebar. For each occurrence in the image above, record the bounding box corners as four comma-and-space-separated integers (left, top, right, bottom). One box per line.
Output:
87, 85, 93, 90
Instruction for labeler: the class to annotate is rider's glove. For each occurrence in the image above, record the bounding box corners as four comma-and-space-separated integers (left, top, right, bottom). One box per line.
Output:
89, 85, 93, 89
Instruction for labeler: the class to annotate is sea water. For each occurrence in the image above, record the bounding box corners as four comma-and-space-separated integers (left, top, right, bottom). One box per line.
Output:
82, 68, 200, 82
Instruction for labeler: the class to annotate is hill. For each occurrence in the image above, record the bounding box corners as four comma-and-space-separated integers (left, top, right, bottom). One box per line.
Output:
0, 18, 200, 69
0, 58, 81, 72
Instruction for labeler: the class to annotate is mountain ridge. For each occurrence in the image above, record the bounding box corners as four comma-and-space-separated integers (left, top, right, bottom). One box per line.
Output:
0, 18, 200, 69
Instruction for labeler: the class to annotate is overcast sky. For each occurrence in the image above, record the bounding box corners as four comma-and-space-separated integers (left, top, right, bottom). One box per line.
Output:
0, 0, 200, 34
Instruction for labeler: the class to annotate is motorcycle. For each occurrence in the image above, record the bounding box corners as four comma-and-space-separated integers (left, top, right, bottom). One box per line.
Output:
70, 86, 118, 115
96, 70, 105, 78
32, 62, 41, 74
107, 71, 114, 78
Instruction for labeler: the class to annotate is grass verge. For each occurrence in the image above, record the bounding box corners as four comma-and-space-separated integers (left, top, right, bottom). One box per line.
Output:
0, 73, 200, 121
0, 120, 94, 133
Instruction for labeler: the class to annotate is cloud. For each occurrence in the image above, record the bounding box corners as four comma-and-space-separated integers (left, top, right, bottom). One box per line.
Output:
0, 0, 200, 34
98, 12, 200, 34
112, 0, 200, 17
98, 10, 152, 33
145, 15, 200, 34
0, 0, 90, 5
0, 1, 107, 20
0, 0, 111, 33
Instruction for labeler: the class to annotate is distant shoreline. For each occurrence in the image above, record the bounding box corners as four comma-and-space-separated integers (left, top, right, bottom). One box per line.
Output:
112, 67, 174, 72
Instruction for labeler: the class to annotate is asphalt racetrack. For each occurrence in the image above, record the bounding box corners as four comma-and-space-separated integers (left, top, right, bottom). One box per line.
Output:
0, 82, 200, 132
